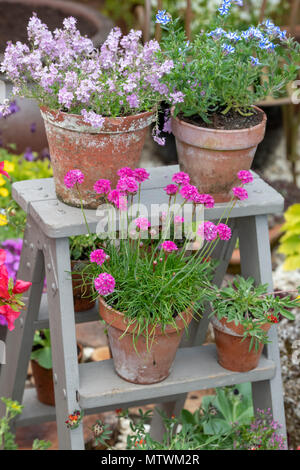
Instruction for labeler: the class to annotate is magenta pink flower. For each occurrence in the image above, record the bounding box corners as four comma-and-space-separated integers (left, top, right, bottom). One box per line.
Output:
197, 222, 218, 241
133, 168, 150, 183
134, 217, 150, 231
64, 169, 84, 188
90, 249, 107, 266
217, 223, 232, 241
117, 167, 134, 178
193, 193, 215, 208
117, 176, 139, 194
232, 187, 248, 200
180, 184, 198, 201
237, 170, 253, 185
161, 241, 178, 253
107, 190, 127, 210
172, 171, 190, 185
164, 184, 178, 196
174, 216, 184, 224
94, 273, 115, 296
94, 179, 111, 195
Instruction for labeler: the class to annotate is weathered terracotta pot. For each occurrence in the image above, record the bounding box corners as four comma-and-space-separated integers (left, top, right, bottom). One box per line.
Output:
99, 297, 193, 384
211, 316, 271, 372
71, 260, 96, 312
171, 106, 267, 202
31, 343, 83, 406
40, 107, 154, 209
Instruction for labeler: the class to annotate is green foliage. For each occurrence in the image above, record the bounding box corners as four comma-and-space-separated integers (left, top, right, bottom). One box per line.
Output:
91, 420, 112, 448
102, 0, 143, 30
69, 234, 102, 261
211, 276, 299, 350
31, 329, 53, 370
157, 9, 300, 120
278, 203, 300, 271
0, 397, 51, 450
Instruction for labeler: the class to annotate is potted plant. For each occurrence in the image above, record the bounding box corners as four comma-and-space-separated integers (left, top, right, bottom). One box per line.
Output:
154, 5, 300, 202
64, 166, 253, 385
0, 14, 181, 209
210, 276, 300, 372
31, 329, 83, 406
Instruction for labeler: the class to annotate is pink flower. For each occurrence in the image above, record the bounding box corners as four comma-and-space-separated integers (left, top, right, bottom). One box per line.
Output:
117, 176, 139, 194
193, 193, 215, 208
172, 172, 190, 185
94, 179, 111, 195
161, 241, 178, 253
0, 161, 10, 179
164, 184, 178, 196
134, 217, 150, 231
117, 167, 134, 178
197, 222, 218, 241
233, 187, 248, 200
12, 280, 32, 294
94, 273, 115, 296
0, 305, 21, 331
107, 190, 127, 211
90, 249, 107, 266
180, 184, 198, 201
64, 169, 84, 189
174, 216, 184, 224
217, 223, 232, 241
237, 170, 253, 185
133, 168, 150, 183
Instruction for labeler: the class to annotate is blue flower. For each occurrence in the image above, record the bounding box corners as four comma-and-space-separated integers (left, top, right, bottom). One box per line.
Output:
258, 38, 276, 52
226, 32, 241, 42
218, 0, 231, 16
222, 43, 235, 55
207, 28, 226, 39
250, 56, 261, 66
156, 10, 171, 25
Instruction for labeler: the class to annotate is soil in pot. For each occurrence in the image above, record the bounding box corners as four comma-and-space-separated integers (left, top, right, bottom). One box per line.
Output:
99, 297, 193, 385
171, 106, 267, 202
31, 343, 83, 406
211, 316, 271, 372
71, 260, 96, 312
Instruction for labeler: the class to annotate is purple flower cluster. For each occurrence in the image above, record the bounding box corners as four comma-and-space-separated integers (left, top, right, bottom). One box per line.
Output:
1, 239, 22, 281
1, 15, 183, 129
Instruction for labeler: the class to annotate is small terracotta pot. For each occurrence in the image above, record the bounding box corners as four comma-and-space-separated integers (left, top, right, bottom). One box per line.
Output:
171, 106, 267, 202
40, 107, 155, 209
99, 297, 193, 384
31, 343, 83, 406
71, 260, 96, 312
211, 316, 271, 372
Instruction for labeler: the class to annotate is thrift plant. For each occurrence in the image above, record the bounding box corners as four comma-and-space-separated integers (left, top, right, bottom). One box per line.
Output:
0, 14, 181, 141
155, 2, 300, 122
64, 167, 253, 345
211, 275, 300, 350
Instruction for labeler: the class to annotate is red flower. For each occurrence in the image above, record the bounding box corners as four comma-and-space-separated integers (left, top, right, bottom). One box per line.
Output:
267, 314, 279, 324
0, 249, 6, 265
0, 263, 10, 300
12, 280, 32, 294
0, 305, 21, 331
0, 161, 10, 179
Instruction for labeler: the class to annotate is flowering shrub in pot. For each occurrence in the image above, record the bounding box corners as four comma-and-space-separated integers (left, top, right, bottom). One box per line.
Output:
65, 166, 253, 384
155, 3, 300, 201
0, 15, 180, 209
210, 276, 300, 372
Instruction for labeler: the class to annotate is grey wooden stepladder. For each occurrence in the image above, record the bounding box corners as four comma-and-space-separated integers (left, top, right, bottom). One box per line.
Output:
0, 165, 286, 450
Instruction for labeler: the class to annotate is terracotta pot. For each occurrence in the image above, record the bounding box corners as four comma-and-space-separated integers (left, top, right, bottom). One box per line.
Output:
31, 343, 83, 406
171, 106, 267, 202
40, 107, 155, 209
71, 260, 96, 312
99, 297, 193, 384
211, 316, 271, 372
0, 0, 113, 154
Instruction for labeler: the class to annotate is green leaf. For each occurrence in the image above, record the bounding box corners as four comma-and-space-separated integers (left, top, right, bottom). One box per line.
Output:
31, 346, 52, 369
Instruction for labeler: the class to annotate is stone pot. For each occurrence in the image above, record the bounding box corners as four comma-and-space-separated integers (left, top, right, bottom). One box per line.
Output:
0, 0, 113, 153
211, 315, 271, 372
40, 107, 155, 209
99, 297, 193, 385
171, 106, 267, 202
31, 342, 83, 406
71, 259, 96, 313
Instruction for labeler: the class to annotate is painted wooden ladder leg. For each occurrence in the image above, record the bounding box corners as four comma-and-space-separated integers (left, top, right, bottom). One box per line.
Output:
44, 237, 85, 450
0, 217, 45, 417
237, 214, 287, 438
150, 221, 238, 441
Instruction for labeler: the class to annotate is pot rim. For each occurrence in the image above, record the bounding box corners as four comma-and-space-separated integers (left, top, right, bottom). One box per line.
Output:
99, 296, 193, 336
171, 105, 267, 135
40, 106, 156, 134
211, 314, 272, 338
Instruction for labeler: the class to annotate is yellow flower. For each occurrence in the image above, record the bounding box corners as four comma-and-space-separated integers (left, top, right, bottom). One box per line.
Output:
0, 187, 9, 197
0, 213, 8, 226
3, 160, 15, 173
10, 402, 23, 412
0, 176, 5, 187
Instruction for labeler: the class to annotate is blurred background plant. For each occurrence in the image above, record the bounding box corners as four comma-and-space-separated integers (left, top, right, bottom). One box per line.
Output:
278, 203, 300, 270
